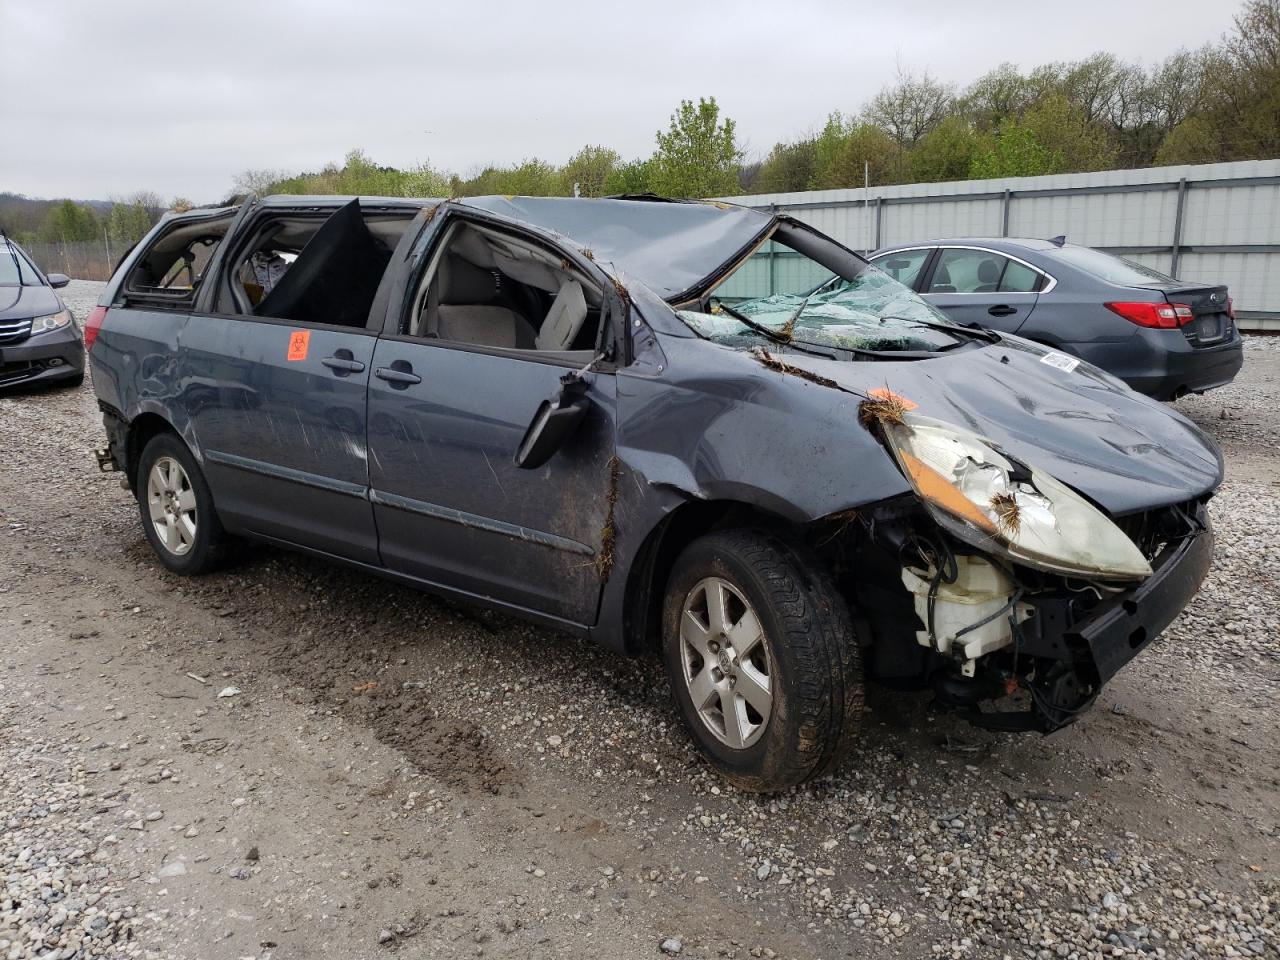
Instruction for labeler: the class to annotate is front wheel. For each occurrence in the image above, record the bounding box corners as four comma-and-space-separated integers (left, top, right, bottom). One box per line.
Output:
662, 529, 863, 792
136, 432, 229, 575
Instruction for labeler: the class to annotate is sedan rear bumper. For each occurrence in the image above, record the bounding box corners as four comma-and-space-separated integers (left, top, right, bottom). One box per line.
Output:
0, 325, 86, 390
1122, 335, 1244, 401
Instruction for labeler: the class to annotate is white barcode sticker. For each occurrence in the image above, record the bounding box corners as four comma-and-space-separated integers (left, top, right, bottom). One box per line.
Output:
1040, 351, 1080, 373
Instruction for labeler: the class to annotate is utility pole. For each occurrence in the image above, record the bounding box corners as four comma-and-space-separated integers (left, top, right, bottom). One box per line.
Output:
864, 161, 870, 256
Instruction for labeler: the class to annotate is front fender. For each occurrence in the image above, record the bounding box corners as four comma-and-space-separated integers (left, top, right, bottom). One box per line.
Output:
616, 337, 909, 521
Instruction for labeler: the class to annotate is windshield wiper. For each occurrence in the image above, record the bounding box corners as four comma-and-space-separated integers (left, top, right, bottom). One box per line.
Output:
712, 299, 838, 359
781, 290, 813, 337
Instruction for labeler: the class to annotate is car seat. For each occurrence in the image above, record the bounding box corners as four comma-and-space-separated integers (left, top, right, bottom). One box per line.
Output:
974, 259, 1001, 293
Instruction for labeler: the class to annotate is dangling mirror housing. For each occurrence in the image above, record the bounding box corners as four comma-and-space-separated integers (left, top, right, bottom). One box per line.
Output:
514, 371, 591, 470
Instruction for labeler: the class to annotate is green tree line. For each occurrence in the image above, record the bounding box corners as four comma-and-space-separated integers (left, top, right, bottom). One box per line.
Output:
240, 1, 1280, 202
0, 191, 192, 250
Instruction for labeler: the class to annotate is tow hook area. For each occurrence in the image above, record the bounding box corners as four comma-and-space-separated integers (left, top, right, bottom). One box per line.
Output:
94, 446, 121, 473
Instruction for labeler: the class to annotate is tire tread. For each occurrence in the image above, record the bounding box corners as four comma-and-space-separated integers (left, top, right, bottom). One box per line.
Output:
664, 528, 864, 791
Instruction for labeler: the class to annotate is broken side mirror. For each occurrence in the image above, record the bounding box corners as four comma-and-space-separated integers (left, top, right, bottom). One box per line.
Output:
515, 374, 591, 470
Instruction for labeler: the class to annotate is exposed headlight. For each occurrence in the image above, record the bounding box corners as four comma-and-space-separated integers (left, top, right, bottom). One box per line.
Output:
29, 309, 72, 335
881, 412, 1152, 581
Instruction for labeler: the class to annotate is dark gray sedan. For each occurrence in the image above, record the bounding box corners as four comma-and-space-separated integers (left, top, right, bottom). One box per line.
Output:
1, 236, 85, 390
867, 238, 1244, 400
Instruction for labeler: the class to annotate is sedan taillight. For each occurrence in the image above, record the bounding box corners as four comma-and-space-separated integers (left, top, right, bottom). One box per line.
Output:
83, 306, 107, 352
1104, 301, 1194, 329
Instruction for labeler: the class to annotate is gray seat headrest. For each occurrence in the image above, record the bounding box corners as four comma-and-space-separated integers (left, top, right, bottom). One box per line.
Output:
536, 280, 588, 352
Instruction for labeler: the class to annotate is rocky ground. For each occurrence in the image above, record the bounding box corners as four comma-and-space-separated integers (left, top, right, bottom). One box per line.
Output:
0, 281, 1276, 959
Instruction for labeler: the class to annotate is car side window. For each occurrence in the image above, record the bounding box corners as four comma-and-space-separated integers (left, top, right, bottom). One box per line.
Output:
405, 221, 606, 356
122, 216, 234, 309
871, 249, 930, 289
929, 249, 1012, 294
999, 260, 1041, 293
215, 199, 414, 329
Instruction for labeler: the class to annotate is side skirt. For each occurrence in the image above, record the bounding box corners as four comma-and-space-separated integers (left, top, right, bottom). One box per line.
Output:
236, 529, 593, 640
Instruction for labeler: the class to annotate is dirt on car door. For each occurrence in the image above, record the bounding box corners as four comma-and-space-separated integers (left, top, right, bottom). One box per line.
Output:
365, 210, 620, 626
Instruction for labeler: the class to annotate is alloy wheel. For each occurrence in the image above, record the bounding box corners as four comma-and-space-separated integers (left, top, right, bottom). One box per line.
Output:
679, 576, 774, 749
146, 456, 197, 556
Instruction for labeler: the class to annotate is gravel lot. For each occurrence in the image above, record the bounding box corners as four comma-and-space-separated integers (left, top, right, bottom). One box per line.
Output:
1, 280, 1277, 960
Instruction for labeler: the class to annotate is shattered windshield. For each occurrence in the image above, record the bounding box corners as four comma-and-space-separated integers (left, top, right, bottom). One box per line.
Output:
677, 233, 967, 353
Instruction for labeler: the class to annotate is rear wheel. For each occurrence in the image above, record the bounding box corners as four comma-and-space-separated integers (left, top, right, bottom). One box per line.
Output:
662, 529, 863, 792
136, 432, 228, 574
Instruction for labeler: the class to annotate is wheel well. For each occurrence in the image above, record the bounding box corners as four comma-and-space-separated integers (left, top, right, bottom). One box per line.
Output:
622, 500, 796, 655
125, 413, 178, 490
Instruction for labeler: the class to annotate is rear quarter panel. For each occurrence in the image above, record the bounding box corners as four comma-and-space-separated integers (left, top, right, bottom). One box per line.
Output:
1017, 270, 1200, 385
91, 307, 193, 449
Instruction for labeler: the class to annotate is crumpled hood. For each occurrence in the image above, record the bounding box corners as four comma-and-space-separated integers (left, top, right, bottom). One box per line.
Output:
783, 338, 1223, 516
0, 284, 60, 321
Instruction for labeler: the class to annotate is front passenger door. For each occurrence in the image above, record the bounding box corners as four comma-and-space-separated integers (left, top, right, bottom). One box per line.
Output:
366, 211, 619, 626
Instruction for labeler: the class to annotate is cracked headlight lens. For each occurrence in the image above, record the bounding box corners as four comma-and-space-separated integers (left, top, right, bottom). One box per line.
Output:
883, 413, 1152, 581
30, 309, 72, 335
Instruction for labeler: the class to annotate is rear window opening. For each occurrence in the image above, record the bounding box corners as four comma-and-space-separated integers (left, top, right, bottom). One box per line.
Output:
217, 199, 417, 328
1052, 245, 1175, 286
123, 212, 236, 307
405, 220, 607, 357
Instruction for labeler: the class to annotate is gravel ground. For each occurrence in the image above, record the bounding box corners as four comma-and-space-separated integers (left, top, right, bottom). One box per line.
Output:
0, 280, 1276, 959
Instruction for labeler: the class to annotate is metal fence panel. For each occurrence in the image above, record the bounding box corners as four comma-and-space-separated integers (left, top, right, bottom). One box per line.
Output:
885, 198, 1002, 247
724, 159, 1280, 329
22, 242, 115, 281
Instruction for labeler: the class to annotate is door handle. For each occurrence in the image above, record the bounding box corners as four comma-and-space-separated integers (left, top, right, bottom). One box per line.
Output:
988, 304, 1017, 317
321, 355, 366, 374
374, 365, 422, 386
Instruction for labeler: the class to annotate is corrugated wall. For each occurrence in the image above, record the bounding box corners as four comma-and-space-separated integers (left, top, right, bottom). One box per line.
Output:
723, 159, 1280, 330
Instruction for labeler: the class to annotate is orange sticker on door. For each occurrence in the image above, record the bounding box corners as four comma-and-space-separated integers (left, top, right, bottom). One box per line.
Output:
286, 330, 310, 362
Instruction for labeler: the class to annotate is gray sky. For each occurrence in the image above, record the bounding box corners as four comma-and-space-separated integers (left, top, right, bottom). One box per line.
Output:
0, 0, 1239, 202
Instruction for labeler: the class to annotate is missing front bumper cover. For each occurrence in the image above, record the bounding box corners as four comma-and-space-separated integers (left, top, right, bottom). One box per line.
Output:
942, 504, 1214, 733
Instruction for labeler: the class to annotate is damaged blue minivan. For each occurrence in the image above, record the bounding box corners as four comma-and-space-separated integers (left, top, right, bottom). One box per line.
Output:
87, 194, 1221, 790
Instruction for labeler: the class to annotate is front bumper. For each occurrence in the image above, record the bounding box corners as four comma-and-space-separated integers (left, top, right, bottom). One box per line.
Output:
1027, 512, 1214, 683
0, 324, 86, 390
966, 505, 1213, 732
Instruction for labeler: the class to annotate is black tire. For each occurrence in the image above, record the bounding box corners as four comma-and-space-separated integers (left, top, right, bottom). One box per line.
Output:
661, 528, 863, 792
135, 432, 229, 575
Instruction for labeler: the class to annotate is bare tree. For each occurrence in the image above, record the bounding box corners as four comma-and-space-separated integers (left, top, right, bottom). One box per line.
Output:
961, 63, 1035, 130
865, 68, 955, 149
233, 169, 285, 197
1228, 0, 1280, 74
